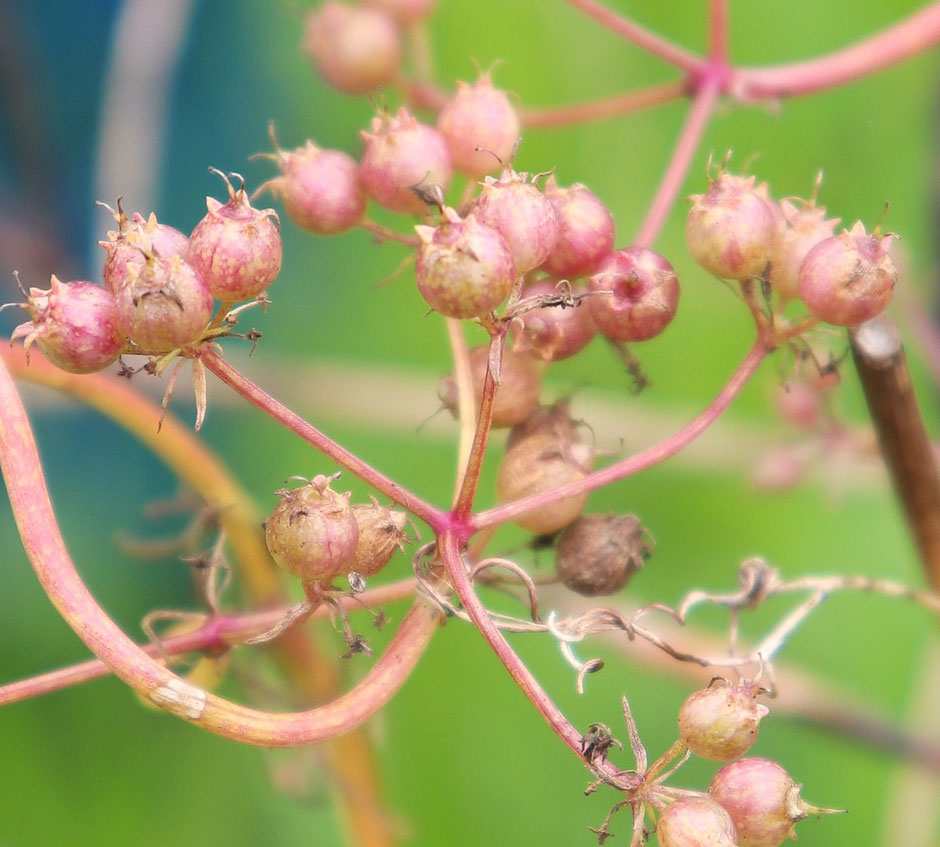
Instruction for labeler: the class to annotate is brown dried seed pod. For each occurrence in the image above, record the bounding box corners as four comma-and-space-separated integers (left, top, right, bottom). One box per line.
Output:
506, 398, 582, 450
555, 513, 652, 595
347, 499, 411, 577
264, 474, 359, 583
496, 431, 594, 534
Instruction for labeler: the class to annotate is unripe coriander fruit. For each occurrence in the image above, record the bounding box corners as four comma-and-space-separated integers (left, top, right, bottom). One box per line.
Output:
656, 795, 738, 847
470, 168, 558, 274
587, 247, 679, 342
415, 207, 515, 318
496, 430, 593, 534
555, 513, 652, 595
303, 1, 401, 95
264, 475, 360, 583
797, 220, 897, 327
768, 198, 840, 303
710, 758, 835, 847
348, 500, 410, 577
512, 277, 597, 362
115, 254, 213, 352
258, 139, 366, 235
437, 74, 520, 179
188, 173, 282, 302
686, 172, 776, 280
541, 177, 615, 279
438, 344, 542, 427
678, 678, 769, 761
9, 276, 124, 373
361, 107, 453, 215
100, 209, 189, 293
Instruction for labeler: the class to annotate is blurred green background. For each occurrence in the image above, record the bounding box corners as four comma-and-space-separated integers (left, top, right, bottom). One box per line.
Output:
1, 0, 939, 844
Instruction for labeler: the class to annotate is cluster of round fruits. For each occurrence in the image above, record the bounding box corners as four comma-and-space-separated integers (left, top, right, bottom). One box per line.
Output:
6, 175, 282, 376
686, 167, 897, 328
655, 679, 837, 847
263, 474, 411, 593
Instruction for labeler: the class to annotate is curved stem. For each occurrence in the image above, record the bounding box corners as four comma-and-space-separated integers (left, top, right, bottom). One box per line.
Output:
437, 531, 634, 787
0, 577, 418, 706
633, 75, 720, 249
201, 347, 448, 532
0, 347, 403, 847
521, 81, 686, 128
471, 340, 768, 532
733, 2, 940, 99
0, 355, 440, 746
562, 0, 705, 74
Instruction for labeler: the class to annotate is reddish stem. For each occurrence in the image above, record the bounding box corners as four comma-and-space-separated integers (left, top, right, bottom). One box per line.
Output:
201, 347, 448, 532
0, 577, 419, 706
732, 2, 940, 98
0, 355, 441, 746
633, 75, 721, 249
521, 81, 686, 128
562, 0, 705, 74
452, 331, 504, 519
359, 218, 421, 247
437, 531, 636, 788
709, 0, 729, 62
470, 340, 768, 532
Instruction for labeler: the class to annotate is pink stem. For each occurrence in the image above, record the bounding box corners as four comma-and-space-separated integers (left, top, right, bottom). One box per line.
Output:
0, 356, 440, 746
562, 0, 705, 73
201, 348, 448, 532
521, 80, 686, 128
471, 340, 768, 532
633, 75, 720, 249
709, 0, 729, 61
0, 577, 419, 706
733, 2, 940, 98
437, 531, 636, 787
452, 332, 504, 519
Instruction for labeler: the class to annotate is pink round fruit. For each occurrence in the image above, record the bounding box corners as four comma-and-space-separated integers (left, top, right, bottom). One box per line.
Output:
587, 247, 679, 342
541, 177, 615, 279
710, 758, 835, 847
259, 139, 366, 235
686, 172, 776, 280
188, 172, 282, 302
9, 276, 124, 374
437, 74, 520, 179
678, 678, 769, 761
470, 168, 558, 274
360, 107, 453, 215
303, 1, 401, 94
657, 795, 738, 847
798, 220, 896, 327
99, 206, 189, 293
415, 207, 515, 318
115, 254, 213, 352
768, 198, 840, 303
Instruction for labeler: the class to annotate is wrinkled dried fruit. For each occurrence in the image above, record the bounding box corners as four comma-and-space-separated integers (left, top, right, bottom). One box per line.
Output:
555, 513, 652, 595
